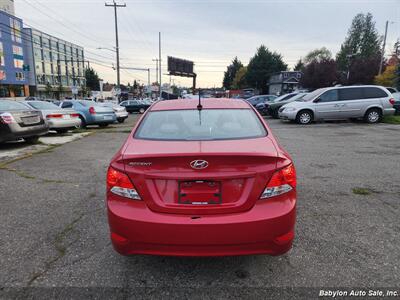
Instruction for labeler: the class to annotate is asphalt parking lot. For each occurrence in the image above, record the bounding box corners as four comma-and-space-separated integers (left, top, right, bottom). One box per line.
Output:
1, 115, 399, 299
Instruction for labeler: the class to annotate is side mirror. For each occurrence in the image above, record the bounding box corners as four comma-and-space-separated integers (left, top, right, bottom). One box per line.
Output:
314, 98, 321, 103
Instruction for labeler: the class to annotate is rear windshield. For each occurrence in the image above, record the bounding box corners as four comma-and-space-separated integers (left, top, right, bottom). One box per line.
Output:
135, 109, 267, 141
0, 101, 30, 110
27, 101, 59, 110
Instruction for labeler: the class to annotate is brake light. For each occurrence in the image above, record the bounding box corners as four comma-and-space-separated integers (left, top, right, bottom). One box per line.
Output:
70, 113, 80, 118
0, 113, 16, 124
89, 107, 96, 115
46, 114, 63, 119
107, 167, 141, 200
260, 164, 296, 199
389, 98, 395, 106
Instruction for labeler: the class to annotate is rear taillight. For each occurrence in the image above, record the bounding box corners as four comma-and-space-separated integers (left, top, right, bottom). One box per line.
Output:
107, 167, 141, 200
260, 164, 296, 199
0, 113, 16, 124
70, 113, 80, 118
46, 114, 63, 119
389, 98, 395, 106
89, 107, 96, 115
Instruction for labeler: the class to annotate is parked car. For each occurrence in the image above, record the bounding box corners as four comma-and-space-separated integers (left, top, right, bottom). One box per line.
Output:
247, 95, 277, 108
253, 96, 282, 115
258, 92, 299, 117
59, 100, 116, 128
119, 99, 151, 114
0, 100, 49, 144
44, 99, 61, 106
106, 98, 297, 256
267, 93, 306, 118
385, 87, 399, 94
25, 96, 43, 101
279, 85, 396, 124
101, 102, 129, 123
24, 101, 81, 134
392, 92, 400, 115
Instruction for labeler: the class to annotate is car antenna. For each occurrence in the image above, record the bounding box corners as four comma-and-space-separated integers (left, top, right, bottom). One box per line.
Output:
197, 89, 203, 111
197, 89, 202, 125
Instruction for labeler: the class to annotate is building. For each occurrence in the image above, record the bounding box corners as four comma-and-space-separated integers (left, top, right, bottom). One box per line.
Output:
0, 10, 29, 97
268, 71, 302, 95
0, 0, 14, 15
22, 27, 86, 98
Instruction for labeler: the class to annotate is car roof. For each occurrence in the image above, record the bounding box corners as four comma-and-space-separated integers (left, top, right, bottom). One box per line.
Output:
325, 85, 387, 90
150, 98, 251, 111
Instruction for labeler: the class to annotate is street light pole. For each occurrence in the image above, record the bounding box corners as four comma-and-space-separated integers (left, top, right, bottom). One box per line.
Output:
105, 1, 126, 95
378, 20, 389, 75
152, 58, 159, 84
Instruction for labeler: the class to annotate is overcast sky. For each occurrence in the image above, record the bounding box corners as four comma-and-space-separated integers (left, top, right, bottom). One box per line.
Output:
15, 0, 400, 88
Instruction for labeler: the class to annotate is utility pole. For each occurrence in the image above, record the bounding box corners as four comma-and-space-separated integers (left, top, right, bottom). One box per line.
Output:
159, 32, 162, 100
378, 20, 389, 75
105, 0, 126, 98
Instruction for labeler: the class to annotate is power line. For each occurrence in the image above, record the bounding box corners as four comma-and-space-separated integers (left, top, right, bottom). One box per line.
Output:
20, 0, 114, 49
0, 24, 113, 71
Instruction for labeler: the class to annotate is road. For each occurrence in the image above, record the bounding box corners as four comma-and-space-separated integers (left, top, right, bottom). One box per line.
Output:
1, 115, 399, 299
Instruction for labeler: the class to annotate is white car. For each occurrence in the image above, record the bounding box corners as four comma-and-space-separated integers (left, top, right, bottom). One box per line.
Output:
278, 85, 395, 124
101, 102, 128, 123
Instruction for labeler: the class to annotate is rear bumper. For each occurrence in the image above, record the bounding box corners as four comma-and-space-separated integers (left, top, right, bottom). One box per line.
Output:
47, 118, 81, 129
383, 107, 396, 116
0, 123, 49, 142
107, 191, 296, 256
115, 111, 129, 118
87, 114, 117, 124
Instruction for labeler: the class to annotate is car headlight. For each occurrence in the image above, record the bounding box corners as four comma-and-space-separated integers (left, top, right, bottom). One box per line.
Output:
284, 107, 296, 112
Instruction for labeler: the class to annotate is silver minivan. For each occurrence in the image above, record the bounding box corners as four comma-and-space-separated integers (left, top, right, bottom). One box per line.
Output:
278, 85, 396, 124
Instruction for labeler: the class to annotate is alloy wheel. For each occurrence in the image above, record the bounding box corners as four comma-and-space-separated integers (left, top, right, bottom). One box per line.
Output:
368, 111, 379, 123
299, 113, 311, 124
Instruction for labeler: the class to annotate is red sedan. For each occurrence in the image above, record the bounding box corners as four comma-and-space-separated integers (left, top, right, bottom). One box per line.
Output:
107, 98, 296, 256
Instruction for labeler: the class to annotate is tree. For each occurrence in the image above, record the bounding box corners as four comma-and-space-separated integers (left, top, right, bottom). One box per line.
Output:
80, 85, 90, 97
45, 82, 53, 97
222, 57, 243, 89
374, 65, 396, 86
347, 56, 381, 85
133, 80, 138, 91
396, 64, 400, 90
336, 13, 381, 71
232, 66, 248, 89
85, 67, 101, 90
294, 59, 304, 71
245, 45, 287, 93
300, 59, 339, 89
304, 47, 332, 64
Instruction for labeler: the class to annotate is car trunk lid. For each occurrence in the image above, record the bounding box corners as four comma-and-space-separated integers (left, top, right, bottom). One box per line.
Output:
122, 137, 278, 215
10, 110, 43, 127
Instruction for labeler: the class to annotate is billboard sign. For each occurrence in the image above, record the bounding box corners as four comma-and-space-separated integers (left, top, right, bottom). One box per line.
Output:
168, 56, 194, 76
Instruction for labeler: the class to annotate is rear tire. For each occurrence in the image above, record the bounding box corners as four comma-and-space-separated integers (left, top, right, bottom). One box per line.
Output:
364, 108, 382, 124
25, 136, 39, 144
99, 123, 109, 128
79, 116, 86, 129
117, 118, 125, 123
296, 110, 313, 125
